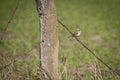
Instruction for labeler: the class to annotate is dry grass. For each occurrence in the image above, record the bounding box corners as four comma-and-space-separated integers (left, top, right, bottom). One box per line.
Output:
58, 57, 120, 80
0, 52, 120, 80
0, 0, 120, 80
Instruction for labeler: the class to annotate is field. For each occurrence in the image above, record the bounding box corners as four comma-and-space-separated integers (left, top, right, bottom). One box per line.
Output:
0, 0, 120, 80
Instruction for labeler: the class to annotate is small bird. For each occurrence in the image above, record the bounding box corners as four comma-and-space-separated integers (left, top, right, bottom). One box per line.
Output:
72, 29, 81, 37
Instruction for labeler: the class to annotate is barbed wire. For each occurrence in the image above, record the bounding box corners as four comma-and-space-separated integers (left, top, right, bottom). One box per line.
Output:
0, 0, 41, 72
57, 19, 119, 75
0, 0, 119, 78
0, 0, 20, 40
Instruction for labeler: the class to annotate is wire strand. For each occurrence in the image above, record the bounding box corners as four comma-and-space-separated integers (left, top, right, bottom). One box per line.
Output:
57, 19, 113, 70
0, 0, 20, 40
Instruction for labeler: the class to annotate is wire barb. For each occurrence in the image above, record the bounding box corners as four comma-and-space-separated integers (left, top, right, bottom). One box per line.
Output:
57, 19, 116, 72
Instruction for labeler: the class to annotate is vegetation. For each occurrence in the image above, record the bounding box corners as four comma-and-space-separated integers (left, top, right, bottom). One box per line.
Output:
0, 0, 120, 79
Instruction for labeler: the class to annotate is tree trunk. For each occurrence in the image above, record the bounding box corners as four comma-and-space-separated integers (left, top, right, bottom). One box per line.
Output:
35, 0, 59, 80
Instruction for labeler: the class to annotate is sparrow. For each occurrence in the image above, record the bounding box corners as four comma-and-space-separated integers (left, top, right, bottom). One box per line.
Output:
72, 29, 81, 37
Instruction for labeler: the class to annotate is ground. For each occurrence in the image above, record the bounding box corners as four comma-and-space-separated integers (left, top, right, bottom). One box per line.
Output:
0, 0, 120, 80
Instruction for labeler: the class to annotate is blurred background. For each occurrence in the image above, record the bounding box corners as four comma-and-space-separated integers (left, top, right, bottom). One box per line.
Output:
0, 0, 120, 79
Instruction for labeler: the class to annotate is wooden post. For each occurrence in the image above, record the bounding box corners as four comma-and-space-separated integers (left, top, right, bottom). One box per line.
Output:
35, 0, 59, 80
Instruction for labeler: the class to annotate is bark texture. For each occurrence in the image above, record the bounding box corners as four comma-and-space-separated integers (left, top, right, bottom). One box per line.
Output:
36, 0, 59, 80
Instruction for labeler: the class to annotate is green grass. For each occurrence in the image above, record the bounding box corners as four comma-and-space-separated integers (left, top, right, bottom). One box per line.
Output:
56, 0, 120, 66
0, 0, 120, 79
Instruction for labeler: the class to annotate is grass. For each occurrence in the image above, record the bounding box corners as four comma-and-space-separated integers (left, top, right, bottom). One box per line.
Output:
56, 0, 120, 67
0, 0, 120, 79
